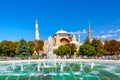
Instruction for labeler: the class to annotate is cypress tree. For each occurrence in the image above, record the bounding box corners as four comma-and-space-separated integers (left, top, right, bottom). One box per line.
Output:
16, 39, 30, 58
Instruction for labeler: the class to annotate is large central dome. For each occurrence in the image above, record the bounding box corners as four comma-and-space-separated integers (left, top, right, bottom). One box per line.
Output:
56, 30, 68, 34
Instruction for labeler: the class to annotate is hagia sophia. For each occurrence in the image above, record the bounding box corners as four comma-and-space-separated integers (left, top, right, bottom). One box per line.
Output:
35, 19, 91, 54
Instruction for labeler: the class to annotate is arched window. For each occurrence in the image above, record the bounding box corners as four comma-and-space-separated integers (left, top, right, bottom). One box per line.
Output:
60, 38, 69, 45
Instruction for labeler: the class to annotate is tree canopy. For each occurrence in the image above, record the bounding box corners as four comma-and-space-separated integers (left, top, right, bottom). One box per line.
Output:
104, 40, 120, 54
27, 41, 34, 55
34, 40, 44, 53
79, 44, 96, 56
92, 38, 105, 55
16, 39, 30, 58
55, 45, 70, 57
0, 40, 18, 56
68, 43, 77, 57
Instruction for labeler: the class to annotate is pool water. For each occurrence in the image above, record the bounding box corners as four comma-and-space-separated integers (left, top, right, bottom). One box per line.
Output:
0, 61, 119, 80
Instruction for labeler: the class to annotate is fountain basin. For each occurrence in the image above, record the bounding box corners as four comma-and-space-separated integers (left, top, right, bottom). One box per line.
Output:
0, 59, 119, 80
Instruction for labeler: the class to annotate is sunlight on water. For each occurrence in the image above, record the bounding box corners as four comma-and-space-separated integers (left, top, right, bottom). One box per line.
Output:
0, 60, 119, 80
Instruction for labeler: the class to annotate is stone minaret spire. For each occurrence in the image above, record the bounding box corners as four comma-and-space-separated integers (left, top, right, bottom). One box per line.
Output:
88, 21, 91, 43
78, 31, 80, 43
78, 33, 80, 43
72, 34, 76, 41
35, 19, 40, 40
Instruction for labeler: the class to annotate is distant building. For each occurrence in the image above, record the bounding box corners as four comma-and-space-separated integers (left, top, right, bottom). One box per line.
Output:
53, 30, 73, 47
34, 19, 91, 54
43, 29, 80, 53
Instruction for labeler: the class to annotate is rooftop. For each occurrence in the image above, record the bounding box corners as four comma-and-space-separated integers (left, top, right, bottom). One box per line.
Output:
56, 30, 68, 34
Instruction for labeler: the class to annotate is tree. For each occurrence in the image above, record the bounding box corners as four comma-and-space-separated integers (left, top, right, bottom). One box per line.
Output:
0, 42, 2, 56
92, 38, 104, 56
69, 43, 77, 58
104, 40, 120, 55
104, 40, 110, 52
110, 40, 120, 52
79, 44, 96, 56
9, 41, 18, 56
118, 41, 120, 52
34, 40, 44, 54
56, 45, 70, 57
54, 49, 58, 54
27, 41, 34, 55
16, 39, 30, 58
0, 40, 18, 57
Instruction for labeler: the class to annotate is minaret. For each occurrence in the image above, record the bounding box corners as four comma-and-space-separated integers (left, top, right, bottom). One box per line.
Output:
35, 19, 40, 40
88, 21, 91, 43
78, 31, 80, 43
78, 33, 80, 43
72, 34, 76, 41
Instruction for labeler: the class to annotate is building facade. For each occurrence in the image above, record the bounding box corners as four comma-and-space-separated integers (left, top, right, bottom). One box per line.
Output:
34, 19, 91, 54
43, 29, 80, 53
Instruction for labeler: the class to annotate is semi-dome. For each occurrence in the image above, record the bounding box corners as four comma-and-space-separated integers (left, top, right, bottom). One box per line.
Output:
56, 30, 68, 34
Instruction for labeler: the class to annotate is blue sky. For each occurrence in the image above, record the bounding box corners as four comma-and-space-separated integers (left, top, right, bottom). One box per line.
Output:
0, 0, 120, 42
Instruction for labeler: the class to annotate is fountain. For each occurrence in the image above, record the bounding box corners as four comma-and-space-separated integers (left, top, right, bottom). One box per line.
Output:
0, 60, 119, 80
58, 56, 61, 65
60, 62, 63, 72
80, 63, 83, 71
20, 64, 24, 72
37, 62, 41, 72
45, 36, 57, 68
47, 36, 56, 59
12, 61, 16, 70
90, 62, 95, 69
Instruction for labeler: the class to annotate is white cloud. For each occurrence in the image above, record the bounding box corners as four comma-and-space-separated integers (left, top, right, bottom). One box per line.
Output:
100, 29, 120, 34
96, 34, 117, 39
81, 29, 87, 34
69, 29, 87, 35
69, 32, 75, 34
107, 34, 117, 37
108, 30, 113, 33
116, 38, 120, 41
114, 29, 120, 33
101, 35, 107, 39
